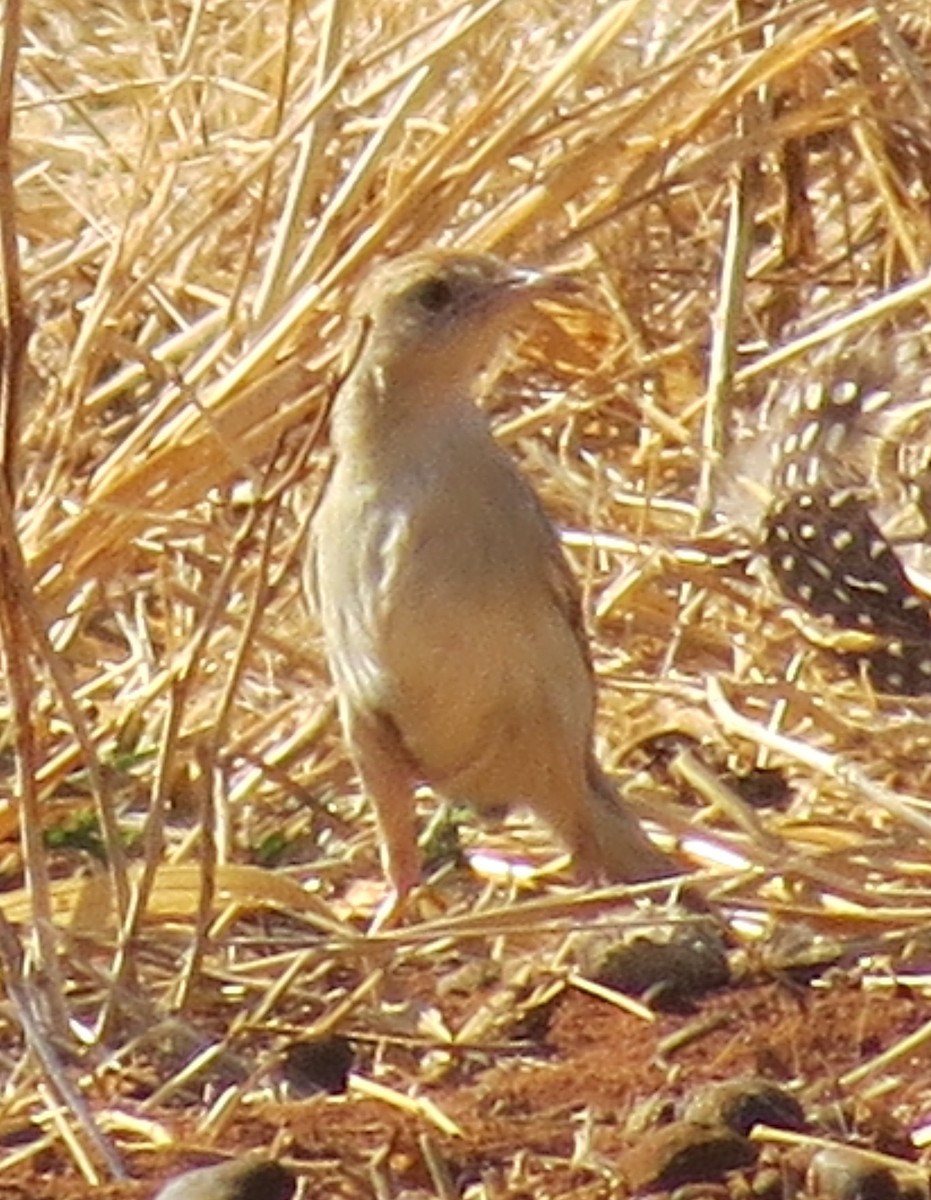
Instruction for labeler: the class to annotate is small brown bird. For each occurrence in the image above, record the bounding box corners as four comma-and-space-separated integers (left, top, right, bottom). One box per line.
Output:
308, 249, 680, 925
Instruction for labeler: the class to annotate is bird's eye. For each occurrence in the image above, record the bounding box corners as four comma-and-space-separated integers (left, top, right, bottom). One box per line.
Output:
410, 276, 455, 313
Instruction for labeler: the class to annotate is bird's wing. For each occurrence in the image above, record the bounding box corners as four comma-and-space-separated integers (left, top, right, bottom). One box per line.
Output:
541, 527, 594, 674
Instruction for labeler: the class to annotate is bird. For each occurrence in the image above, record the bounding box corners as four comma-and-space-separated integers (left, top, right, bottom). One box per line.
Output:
307, 248, 682, 926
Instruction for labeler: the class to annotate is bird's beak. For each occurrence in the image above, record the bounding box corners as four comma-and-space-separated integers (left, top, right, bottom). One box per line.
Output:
505, 266, 583, 301
476, 267, 583, 326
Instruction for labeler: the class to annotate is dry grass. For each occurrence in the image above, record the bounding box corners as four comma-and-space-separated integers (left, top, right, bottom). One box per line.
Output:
2, 0, 931, 1191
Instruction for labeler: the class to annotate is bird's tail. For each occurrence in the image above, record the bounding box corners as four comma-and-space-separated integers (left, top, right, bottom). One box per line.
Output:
585, 762, 681, 884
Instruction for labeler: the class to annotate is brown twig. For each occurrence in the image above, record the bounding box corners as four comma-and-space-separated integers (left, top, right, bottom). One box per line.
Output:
0, 0, 68, 1035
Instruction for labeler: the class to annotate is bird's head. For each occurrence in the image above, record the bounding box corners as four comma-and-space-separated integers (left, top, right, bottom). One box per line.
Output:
347, 249, 578, 397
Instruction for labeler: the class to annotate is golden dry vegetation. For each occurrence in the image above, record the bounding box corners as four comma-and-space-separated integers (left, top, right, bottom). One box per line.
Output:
2, 0, 931, 1195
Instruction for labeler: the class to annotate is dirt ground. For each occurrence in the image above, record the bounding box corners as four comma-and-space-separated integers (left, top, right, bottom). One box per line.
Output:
4, 886, 931, 1200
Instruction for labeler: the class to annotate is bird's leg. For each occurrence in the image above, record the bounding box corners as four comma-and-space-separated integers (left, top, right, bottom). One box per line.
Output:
344, 709, 422, 931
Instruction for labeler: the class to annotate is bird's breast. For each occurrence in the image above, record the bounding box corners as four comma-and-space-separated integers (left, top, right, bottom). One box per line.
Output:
313, 417, 593, 786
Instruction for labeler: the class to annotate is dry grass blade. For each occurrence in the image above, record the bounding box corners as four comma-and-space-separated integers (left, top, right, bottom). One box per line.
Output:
696, 0, 765, 521
0, 913, 127, 1180
749, 1125, 929, 1181
707, 678, 931, 842
350, 1076, 464, 1139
